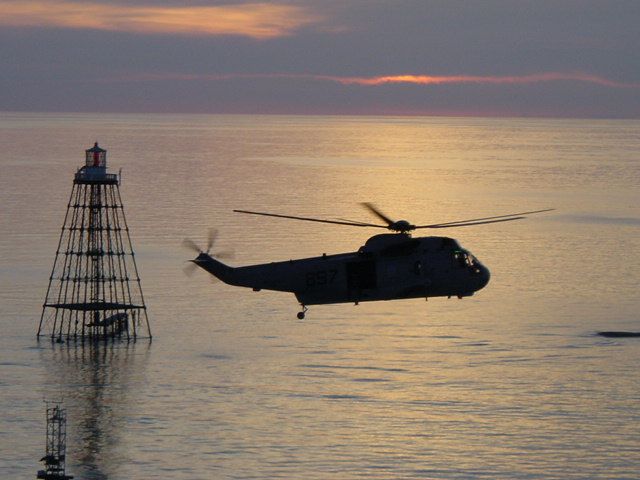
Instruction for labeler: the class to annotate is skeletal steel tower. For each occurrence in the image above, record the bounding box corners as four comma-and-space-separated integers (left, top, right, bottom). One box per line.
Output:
37, 402, 73, 480
38, 143, 151, 341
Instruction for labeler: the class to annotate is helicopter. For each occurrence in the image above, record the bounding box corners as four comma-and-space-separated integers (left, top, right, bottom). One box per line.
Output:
184, 203, 553, 319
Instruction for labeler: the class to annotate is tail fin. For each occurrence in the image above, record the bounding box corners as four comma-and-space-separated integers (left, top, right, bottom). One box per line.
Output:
193, 253, 236, 285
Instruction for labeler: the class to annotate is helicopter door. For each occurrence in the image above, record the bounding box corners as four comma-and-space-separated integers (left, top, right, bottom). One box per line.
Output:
346, 260, 377, 299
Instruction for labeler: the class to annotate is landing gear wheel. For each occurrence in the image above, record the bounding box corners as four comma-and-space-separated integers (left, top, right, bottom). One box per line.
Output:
297, 305, 308, 320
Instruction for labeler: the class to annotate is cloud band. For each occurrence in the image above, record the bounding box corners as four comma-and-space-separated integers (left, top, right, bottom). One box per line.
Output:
0, 1, 320, 39
113, 72, 640, 89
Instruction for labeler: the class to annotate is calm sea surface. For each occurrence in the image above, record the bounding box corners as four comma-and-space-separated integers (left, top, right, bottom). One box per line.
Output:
1, 113, 639, 479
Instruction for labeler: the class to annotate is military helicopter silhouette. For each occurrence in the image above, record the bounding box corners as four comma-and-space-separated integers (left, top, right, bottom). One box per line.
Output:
184, 203, 553, 319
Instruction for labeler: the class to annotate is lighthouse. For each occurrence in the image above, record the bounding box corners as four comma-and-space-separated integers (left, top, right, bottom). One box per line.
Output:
38, 143, 151, 341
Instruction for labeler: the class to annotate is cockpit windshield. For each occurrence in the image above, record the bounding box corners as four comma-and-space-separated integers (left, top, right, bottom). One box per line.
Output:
453, 249, 481, 273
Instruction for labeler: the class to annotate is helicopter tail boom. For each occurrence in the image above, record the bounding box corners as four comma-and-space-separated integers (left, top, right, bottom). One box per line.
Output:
193, 253, 283, 291
193, 253, 237, 285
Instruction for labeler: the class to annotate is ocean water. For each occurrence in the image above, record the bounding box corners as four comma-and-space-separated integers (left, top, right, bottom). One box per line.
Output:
1, 113, 639, 479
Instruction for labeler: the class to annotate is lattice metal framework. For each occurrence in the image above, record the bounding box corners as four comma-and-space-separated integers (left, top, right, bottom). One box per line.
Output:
37, 402, 73, 479
38, 143, 151, 341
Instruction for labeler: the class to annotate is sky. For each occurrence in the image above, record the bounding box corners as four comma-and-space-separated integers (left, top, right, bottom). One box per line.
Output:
1, 0, 639, 118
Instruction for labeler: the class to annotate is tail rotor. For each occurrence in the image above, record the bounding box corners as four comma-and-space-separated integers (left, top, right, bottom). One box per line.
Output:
182, 229, 234, 279
182, 228, 218, 255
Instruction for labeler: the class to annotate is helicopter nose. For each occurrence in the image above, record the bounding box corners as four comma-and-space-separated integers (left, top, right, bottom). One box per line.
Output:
476, 264, 490, 291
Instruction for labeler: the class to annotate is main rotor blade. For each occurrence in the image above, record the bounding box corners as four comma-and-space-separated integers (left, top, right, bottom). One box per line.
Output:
336, 217, 379, 226
415, 208, 554, 228
233, 209, 386, 228
361, 202, 395, 226
416, 216, 526, 229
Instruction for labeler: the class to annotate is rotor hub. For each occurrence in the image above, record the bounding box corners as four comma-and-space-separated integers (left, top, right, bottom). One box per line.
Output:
389, 220, 415, 233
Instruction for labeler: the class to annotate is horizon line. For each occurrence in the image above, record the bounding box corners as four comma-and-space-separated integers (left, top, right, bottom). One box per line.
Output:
2, 108, 639, 121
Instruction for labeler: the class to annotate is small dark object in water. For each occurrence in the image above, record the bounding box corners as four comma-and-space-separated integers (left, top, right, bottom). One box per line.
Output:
597, 331, 640, 338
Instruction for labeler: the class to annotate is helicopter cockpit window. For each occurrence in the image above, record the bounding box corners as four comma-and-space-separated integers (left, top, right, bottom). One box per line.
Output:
467, 253, 481, 273
454, 250, 481, 273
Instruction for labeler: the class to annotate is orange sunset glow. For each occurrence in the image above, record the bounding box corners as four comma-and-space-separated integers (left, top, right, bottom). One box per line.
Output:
333, 72, 640, 89
108, 72, 640, 90
0, 1, 321, 39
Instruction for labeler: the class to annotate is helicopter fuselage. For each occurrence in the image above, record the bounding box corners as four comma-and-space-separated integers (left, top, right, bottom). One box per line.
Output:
194, 233, 490, 307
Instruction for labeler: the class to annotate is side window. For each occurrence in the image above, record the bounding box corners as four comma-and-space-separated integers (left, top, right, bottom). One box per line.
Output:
453, 251, 466, 268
